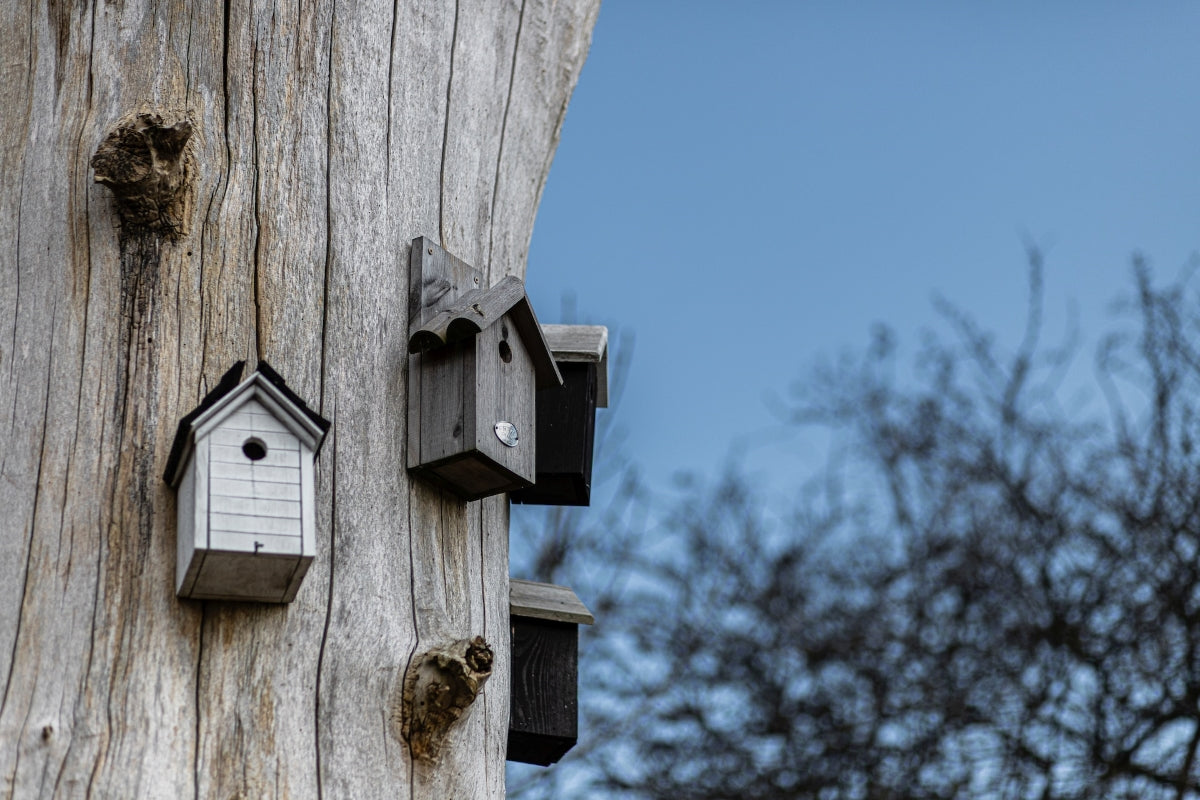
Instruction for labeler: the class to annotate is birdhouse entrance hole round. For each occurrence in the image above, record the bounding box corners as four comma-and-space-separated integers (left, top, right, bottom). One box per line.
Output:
242, 437, 268, 461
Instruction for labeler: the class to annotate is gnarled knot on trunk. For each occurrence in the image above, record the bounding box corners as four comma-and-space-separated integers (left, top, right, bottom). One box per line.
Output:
398, 636, 493, 764
91, 113, 193, 236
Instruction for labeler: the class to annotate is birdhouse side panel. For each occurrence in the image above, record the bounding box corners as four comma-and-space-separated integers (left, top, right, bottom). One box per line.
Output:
175, 456, 203, 597
472, 315, 535, 483
538, 362, 597, 476
415, 339, 469, 466
508, 617, 580, 765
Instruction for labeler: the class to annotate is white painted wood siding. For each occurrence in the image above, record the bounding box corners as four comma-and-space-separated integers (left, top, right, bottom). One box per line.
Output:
208, 399, 303, 549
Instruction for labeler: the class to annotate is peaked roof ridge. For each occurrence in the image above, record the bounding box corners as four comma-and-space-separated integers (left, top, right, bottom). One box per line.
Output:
163, 361, 330, 487
256, 360, 332, 444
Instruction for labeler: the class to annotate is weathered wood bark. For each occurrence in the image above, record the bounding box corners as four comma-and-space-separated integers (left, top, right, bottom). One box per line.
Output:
0, 1, 598, 797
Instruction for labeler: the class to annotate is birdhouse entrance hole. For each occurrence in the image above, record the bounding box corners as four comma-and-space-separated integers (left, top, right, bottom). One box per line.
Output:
242, 437, 268, 461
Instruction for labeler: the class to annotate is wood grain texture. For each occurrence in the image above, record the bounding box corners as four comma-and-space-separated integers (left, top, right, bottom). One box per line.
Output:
0, 0, 598, 796
542, 323, 609, 407
510, 579, 595, 625
508, 619, 579, 766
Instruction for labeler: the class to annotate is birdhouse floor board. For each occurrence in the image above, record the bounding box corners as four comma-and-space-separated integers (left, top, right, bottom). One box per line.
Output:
416, 451, 531, 501
209, 478, 301, 501
190, 551, 307, 601
506, 731, 576, 767
511, 474, 590, 506
208, 531, 303, 555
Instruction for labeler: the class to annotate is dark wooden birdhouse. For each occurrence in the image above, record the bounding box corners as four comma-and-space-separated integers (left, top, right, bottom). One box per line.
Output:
164, 361, 330, 602
507, 579, 595, 766
511, 325, 609, 506
407, 238, 561, 501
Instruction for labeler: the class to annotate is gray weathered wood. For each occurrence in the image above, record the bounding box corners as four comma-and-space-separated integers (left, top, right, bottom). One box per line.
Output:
0, 0, 599, 796
408, 240, 560, 500
510, 579, 596, 625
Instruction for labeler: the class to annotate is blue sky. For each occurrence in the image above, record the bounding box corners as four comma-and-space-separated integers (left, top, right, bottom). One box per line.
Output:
523, 2, 1200, 496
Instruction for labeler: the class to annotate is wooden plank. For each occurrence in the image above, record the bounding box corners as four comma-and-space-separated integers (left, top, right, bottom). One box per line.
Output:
210, 478, 301, 501
212, 400, 293, 434
508, 619, 579, 765
192, 552, 303, 602
209, 427, 299, 451
419, 339, 468, 465
473, 313, 536, 486
211, 462, 301, 484
408, 235, 484, 329
510, 579, 595, 625
209, 443, 300, 468
510, 361, 597, 506
208, 531, 304, 556
208, 495, 302, 519
541, 324, 608, 362
542, 324, 608, 407
409, 275, 524, 350
176, 459, 202, 597
209, 513, 302, 536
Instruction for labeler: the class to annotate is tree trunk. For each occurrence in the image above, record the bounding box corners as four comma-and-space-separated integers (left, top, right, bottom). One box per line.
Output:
0, 1, 598, 797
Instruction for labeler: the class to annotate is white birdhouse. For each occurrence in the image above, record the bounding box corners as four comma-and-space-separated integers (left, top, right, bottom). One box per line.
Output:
164, 361, 330, 602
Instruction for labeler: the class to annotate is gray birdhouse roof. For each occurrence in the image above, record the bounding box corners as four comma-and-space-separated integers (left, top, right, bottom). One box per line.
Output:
163, 361, 330, 487
541, 324, 609, 408
408, 275, 562, 390
510, 579, 595, 625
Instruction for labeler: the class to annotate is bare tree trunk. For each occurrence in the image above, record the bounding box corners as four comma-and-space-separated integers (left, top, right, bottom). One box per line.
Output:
0, 1, 598, 797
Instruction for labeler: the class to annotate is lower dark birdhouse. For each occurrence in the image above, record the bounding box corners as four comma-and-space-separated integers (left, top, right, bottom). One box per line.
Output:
406, 237, 561, 500
511, 325, 609, 506
164, 361, 330, 603
507, 579, 595, 766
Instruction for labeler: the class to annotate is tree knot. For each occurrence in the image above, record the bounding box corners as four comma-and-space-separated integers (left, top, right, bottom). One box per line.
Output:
91, 113, 194, 237
397, 636, 494, 764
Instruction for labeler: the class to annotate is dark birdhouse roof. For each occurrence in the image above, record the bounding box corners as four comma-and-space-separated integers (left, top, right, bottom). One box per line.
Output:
163, 361, 331, 487
408, 275, 562, 390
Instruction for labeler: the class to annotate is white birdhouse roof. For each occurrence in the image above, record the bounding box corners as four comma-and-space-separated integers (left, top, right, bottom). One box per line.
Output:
164, 361, 330, 487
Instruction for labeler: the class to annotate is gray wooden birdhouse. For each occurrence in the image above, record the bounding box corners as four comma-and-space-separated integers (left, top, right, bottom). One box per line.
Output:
507, 579, 595, 766
164, 361, 330, 603
511, 325, 609, 506
407, 237, 561, 500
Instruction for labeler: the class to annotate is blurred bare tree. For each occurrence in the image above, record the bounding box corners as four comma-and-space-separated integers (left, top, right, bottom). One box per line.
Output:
511, 255, 1200, 799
